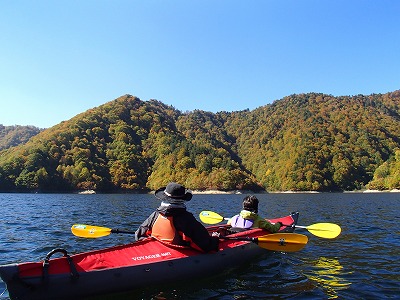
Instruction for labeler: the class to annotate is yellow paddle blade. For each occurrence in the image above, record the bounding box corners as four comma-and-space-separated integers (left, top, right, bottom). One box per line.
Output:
71, 224, 112, 238
257, 233, 308, 252
306, 223, 341, 239
199, 211, 224, 224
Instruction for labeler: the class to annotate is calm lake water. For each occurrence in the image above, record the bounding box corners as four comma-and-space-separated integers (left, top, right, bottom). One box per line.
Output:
0, 192, 399, 299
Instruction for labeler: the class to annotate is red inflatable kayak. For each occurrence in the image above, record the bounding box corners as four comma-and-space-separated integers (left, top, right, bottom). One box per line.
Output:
0, 212, 300, 300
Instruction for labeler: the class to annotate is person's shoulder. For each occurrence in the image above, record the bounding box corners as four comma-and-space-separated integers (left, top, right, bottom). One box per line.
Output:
169, 208, 191, 216
253, 214, 265, 222
146, 210, 159, 218
182, 209, 195, 217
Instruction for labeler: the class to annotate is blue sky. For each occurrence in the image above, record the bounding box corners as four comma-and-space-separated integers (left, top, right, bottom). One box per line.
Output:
1, 0, 399, 128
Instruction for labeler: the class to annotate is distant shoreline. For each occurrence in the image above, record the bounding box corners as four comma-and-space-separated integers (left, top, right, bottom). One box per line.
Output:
1, 188, 399, 194
192, 189, 400, 194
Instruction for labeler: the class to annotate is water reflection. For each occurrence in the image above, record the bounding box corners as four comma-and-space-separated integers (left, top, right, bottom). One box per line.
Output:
305, 257, 352, 299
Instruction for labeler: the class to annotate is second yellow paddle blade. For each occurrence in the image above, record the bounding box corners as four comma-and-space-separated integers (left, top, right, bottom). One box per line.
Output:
307, 223, 342, 239
258, 233, 308, 252
199, 211, 224, 224
71, 224, 112, 238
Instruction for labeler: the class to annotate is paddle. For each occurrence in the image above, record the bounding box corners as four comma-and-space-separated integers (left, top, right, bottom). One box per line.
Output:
199, 210, 341, 239
199, 210, 230, 224
222, 233, 308, 252
71, 224, 307, 252
294, 223, 341, 239
71, 224, 135, 238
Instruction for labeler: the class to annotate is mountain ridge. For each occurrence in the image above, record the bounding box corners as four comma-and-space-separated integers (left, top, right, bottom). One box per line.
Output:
0, 91, 399, 192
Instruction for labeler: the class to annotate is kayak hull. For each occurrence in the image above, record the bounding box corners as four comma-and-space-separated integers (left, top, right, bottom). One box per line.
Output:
2, 241, 265, 300
0, 212, 299, 300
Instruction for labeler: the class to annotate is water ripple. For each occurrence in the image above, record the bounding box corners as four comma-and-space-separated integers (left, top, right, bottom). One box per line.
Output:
1, 193, 400, 299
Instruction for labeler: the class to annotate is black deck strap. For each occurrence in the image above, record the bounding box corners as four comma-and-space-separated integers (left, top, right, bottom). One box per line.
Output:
42, 248, 79, 283
227, 227, 249, 234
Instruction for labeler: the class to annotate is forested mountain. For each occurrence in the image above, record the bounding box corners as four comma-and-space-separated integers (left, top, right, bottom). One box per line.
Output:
0, 125, 42, 151
367, 149, 400, 190
221, 91, 400, 191
0, 96, 259, 192
0, 91, 399, 192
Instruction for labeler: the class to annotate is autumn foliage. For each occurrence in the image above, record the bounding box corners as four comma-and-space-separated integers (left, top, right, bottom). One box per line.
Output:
0, 91, 399, 192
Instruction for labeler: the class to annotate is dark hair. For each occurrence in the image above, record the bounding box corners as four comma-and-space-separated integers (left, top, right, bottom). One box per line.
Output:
242, 195, 259, 213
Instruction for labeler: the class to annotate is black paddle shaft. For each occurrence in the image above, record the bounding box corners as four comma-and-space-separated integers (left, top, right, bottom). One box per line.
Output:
111, 229, 136, 234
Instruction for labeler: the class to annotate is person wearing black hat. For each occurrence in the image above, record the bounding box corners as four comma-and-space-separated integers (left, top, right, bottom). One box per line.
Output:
228, 195, 282, 232
135, 182, 219, 252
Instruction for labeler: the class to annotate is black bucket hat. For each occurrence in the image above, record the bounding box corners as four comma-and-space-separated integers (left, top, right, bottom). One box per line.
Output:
155, 182, 193, 202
